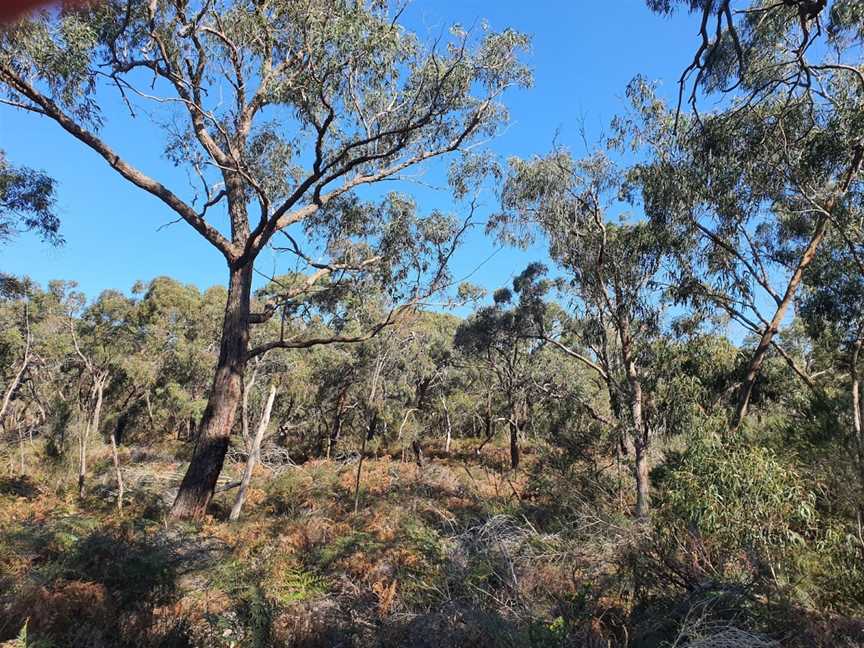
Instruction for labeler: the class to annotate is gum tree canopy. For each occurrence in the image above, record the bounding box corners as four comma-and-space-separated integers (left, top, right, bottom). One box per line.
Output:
0, 0, 530, 518
643, 0, 864, 432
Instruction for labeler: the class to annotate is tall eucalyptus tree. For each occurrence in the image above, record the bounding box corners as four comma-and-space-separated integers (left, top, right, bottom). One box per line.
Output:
644, 0, 864, 431
0, 1, 530, 517
492, 149, 676, 517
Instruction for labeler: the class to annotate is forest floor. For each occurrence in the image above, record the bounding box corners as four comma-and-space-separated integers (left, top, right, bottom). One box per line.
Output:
0, 439, 623, 647
0, 439, 859, 647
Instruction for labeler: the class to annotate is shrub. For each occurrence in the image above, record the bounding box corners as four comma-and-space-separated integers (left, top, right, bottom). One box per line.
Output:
660, 438, 817, 562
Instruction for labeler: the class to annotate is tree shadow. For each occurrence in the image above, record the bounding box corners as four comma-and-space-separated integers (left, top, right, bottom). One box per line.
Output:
0, 517, 229, 647
0, 474, 39, 498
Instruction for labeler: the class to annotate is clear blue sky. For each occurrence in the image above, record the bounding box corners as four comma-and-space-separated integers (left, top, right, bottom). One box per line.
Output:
0, 2, 700, 300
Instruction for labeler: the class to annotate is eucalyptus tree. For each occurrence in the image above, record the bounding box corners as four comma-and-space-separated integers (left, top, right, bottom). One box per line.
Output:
384, 311, 459, 453
492, 149, 677, 517
68, 288, 146, 505
798, 223, 864, 493
0, 278, 43, 473
128, 277, 223, 442
0, 150, 59, 251
455, 266, 551, 470
0, 1, 531, 518
643, 0, 864, 431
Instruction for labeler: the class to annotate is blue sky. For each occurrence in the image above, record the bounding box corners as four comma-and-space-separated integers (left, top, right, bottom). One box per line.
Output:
0, 2, 700, 301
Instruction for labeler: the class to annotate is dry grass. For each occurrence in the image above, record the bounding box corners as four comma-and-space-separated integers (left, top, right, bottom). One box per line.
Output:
0, 436, 855, 647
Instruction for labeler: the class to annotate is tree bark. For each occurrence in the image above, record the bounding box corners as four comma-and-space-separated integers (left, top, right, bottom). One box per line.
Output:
475, 394, 495, 456
442, 397, 452, 454
109, 430, 124, 512
509, 401, 520, 470
239, 358, 260, 453
851, 337, 864, 494
0, 307, 30, 428
170, 262, 253, 520
78, 377, 105, 499
620, 324, 650, 518
230, 382, 277, 521
412, 438, 424, 467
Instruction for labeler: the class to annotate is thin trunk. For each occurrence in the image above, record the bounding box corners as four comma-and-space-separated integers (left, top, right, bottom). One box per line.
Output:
18, 427, 25, 475
731, 215, 828, 431
328, 386, 349, 460
852, 337, 864, 493
397, 408, 416, 441
144, 391, 155, 427
0, 310, 30, 426
79, 379, 105, 499
476, 394, 495, 455
77, 406, 88, 498
170, 262, 253, 520
509, 399, 520, 470
354, 428, 369, 514
354, 355, 386, 514
442, 397, 452, 455
230, 383, 277, 521
109, 431, 124, 512
620, 324, 649, 519
240, 359, 260, 452
509, 419, 520, 470
412, 438, 424, 467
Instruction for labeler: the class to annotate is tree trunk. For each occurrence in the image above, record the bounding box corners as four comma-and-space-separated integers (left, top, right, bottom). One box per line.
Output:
240, 359, 260, 453
412, 438, 424, 467
0, 328, 30, 427
78, 378, 105, 499
17, 424, 26, 475
731, 215, 829, 432
620, 325, 650, 519
633, 437, 650, 519
475, 395, 495, 456
732, 146, 862, 431
170, 262, 253, 520
851, 337, 864, 494
442, 397, 452, 454
509, 401, 520, 470
230, 383, 277, 521
354, 417, 372, 514
109, 430, 124, 512
328, 386, 349, 460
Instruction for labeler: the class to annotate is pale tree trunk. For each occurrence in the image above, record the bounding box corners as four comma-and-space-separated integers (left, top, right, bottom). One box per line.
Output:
442, 397, 452, 454
620, 324, 650, 519
78, 376, 105, 499
240, 358, 260, 453
0, 305, 31, 428
851, 336, 864, 495
230, 383, 277, 521
171, 262, 253, 520
109, 429, 124, 512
